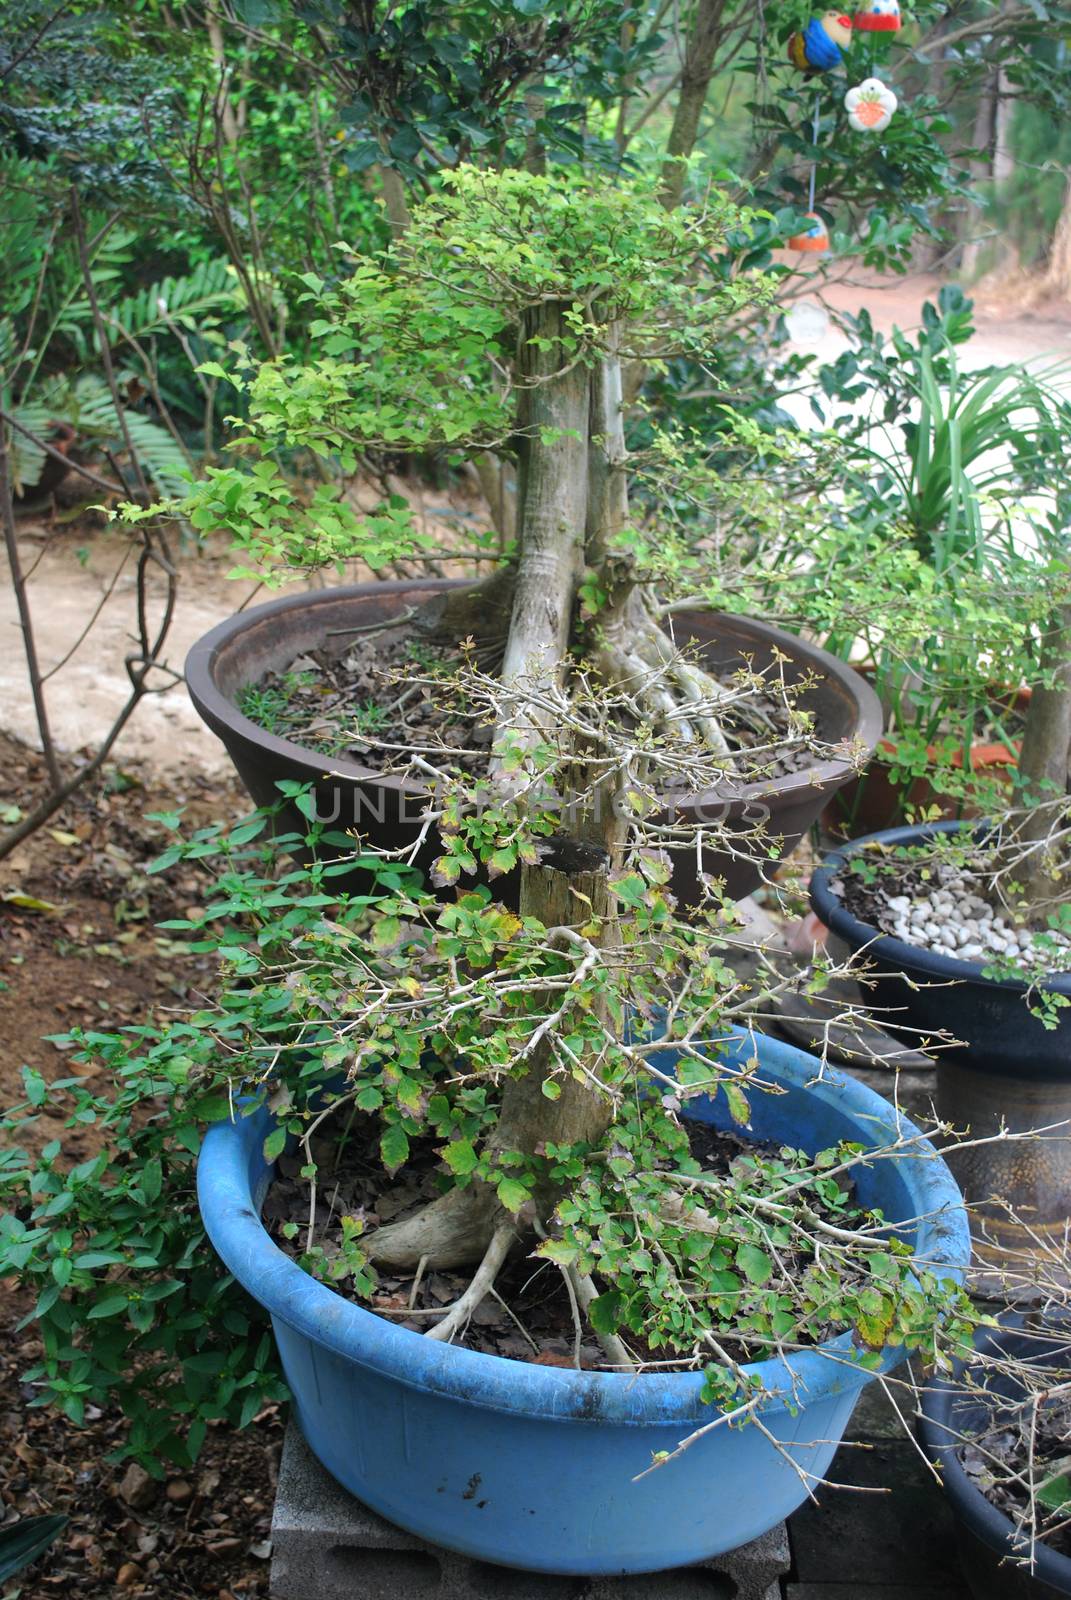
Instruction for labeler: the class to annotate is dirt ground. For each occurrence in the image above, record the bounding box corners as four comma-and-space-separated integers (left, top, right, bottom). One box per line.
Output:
0, 739, 285, 1598
0, 269, 1066, 1595
800, 265, 1071, 366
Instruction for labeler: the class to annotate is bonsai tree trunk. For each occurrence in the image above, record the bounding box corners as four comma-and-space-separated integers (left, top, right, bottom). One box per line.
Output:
369, 332, 729, 1277
368, 304, 612, 1272
1014, 602, 1071, 905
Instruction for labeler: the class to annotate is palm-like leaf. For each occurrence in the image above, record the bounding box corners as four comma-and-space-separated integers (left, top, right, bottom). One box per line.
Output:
0, 1514, 68, 1581
11, 375, 193, 496
65, 257, 239, 350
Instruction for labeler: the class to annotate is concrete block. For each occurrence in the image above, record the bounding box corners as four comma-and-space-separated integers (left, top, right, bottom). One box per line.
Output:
788, 1439, 962, 1591
270, 1420, 788, 1600
786, 1589, 967, 1599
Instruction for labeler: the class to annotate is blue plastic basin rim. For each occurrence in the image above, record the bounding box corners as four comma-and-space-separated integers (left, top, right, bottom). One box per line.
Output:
197, 1027, 971, 1429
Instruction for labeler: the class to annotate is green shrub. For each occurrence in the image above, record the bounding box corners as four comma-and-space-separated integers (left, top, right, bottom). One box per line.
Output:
0, 800, 404, 1471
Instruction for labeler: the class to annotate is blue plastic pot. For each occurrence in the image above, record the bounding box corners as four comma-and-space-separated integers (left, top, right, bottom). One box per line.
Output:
197, 1030, 969, 1576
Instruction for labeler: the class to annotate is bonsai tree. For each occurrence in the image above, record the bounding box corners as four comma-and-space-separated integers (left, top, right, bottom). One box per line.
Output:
152, 166, 977, 1404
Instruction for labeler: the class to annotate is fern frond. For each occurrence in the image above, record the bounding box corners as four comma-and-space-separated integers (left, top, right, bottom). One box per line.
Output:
66, 258, 240, 349
9, 376, 195, 497
7, 380, 70, 492
71, 376, 194, 496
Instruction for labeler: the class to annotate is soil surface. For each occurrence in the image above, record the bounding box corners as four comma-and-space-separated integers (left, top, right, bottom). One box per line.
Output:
244, 621, 816, 781
960, 1389, 1071, 1561
0, 1288, 283, 1598
788, 269, 1071, 377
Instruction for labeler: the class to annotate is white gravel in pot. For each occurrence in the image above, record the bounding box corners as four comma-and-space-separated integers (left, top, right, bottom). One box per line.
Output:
855, 866, 1071, 972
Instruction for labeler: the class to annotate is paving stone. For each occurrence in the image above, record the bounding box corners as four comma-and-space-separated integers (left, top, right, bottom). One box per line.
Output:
270, 1419, 788, 1600
788, 1440, 963, 1592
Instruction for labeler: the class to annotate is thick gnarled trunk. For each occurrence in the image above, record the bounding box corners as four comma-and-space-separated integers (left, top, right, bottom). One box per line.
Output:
496, 300, 590, 752
370, 337, 726, 1279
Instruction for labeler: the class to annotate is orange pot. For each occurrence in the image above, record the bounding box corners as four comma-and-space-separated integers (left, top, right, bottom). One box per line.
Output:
824, 732, 1023, 839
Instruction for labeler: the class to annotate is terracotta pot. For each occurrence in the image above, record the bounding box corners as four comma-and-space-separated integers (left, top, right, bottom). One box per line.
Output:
824, 695, 1028, 839
185, 580, 883, 906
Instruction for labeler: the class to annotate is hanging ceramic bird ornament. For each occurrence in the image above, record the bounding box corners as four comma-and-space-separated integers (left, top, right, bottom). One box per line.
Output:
787, 13, 853, 72
845, 77, 898, 131
788, 212, 830, 252
853, 0, 901, 31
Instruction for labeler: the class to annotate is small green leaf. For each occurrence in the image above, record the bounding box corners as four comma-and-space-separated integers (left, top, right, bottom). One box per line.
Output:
736, 1244, 772, 1286
1038, 1461, 1071, 1513
588, 1290, 626, 1334
537, 1238, 577, 1267
263, 1127, 287, 1163
87, 1294, 129, 1320
372, 916, 402, 950
723, 1081, 750, 1127
442, 1139, 477, 1176
496, 1178, 530, 1214
21, 1067, 47, 1108
380, 1123, 409, 1174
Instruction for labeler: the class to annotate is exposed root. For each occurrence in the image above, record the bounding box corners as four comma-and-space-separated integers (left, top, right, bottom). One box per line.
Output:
412, 566, 516, 648
424, 1222, 517, 1343
365, 1183, 502, 1271
597, 589, 731, 757
568, 1266, 636, 1370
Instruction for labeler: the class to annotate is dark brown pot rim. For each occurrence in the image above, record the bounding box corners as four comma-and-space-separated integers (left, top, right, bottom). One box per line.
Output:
185, 579, 884, 812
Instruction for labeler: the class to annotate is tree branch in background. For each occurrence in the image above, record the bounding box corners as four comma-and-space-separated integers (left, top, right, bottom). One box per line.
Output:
1014, 603, 1071, 904
0, 432, 62, 788
660, 0, 731, 209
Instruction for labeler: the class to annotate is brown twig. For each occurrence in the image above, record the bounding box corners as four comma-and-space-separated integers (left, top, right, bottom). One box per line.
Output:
0, 430, 62, 787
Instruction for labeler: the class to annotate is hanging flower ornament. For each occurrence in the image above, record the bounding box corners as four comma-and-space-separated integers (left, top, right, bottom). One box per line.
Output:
853, 0, 902, 31
845, 77, 898, 131
788, 212, 831, 253
787, 13, 853, 72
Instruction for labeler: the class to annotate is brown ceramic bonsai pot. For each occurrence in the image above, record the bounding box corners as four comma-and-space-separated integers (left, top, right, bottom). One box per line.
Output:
185, 580, 883, 906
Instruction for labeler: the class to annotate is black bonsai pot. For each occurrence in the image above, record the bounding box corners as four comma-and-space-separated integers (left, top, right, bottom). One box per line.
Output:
810, 821, 1071, 1261
186, 579, 882, 906
918, 1323, 1071, 1600
809, 822, 1071, 1078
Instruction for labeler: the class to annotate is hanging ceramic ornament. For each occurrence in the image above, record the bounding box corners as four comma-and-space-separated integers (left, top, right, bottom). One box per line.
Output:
853, 0, 902, 31
787, 12, 853, 72
788, 212, 830, 252
845, 77, 898, 131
